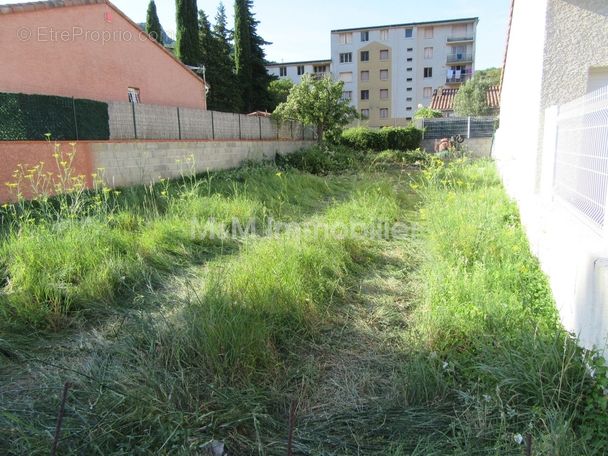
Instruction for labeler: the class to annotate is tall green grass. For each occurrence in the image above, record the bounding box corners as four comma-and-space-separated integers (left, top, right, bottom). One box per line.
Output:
0, 162, 354, 329
158, 184, 403, 384
406, 158, 607, 454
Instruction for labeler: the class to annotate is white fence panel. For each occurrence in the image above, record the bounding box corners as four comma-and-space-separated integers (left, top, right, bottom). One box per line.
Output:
553, 86, 608, 230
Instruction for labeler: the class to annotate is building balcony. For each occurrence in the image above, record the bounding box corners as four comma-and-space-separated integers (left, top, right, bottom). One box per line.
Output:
313, 72, 328, 80
447, 36, 474, 43
446, 74, 472, 84
447, 53, 473, 64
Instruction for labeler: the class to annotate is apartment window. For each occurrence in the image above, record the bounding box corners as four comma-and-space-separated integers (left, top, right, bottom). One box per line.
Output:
406, 87, 413, 92
339, 53, 352, 64
380, 29, 389, 41
297, 65, 305, 75
380, 69, 389, 80
423, 87, 433, 98
361, 70, 370, 81
424, 67, 433, 78
406, 67, 412, 72
405, 28, 413, 38
406, 117, 413, 121
380, 49, 389, 60
361, 108, 370, 119
380, 89, 389, 99
406, 107, 412, 111
342, 90, 353, 100
314, 65, 327, 73
128, 87, 140, 103
279, 66, 287, 77
407, 58, 413, 62
452, 24, 468, 36
360, 51, 369, 62
339, 32, 353, 45
424, 47, 433, 59
379, 108, 389, 118
406, 97, 413, 102
407, 48, 413, 52
339, 72, 353, 82
424, 27, 434, 39
406, 78, 413, 82
361, 90, 370, 100
361, 31, 369, 42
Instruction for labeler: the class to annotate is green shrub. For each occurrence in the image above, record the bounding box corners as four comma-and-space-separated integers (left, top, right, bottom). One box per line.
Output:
341, 127, 387, 151
0, 92, 109, 141
277, 145, 367, 175
379, 126, 423, 151
340, 126, 422, 152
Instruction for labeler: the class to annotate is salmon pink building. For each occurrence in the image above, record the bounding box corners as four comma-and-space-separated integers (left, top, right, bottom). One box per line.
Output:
0, 0, 207, 109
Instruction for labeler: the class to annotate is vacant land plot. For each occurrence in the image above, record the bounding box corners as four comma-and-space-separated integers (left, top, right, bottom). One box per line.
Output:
0, 147, 605, 454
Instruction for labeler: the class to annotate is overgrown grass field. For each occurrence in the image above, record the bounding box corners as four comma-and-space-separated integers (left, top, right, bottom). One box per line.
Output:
0, 145, 605, 454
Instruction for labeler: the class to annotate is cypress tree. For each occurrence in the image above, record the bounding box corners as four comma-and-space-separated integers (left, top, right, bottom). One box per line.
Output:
176, 0, 201, 65
233, 0, 272, 112
199, 3, 241, 112
146, 0, 163, 45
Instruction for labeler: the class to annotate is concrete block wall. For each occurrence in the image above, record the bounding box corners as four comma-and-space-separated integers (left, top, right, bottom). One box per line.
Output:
107, 102, 136, 140
179, 108, 213, 140
135, 104, 180, 140
91, 140, 312, 188
107, 102, 316, 142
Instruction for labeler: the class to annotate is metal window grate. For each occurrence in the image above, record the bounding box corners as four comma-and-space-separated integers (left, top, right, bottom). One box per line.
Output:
554, 86, 608, 228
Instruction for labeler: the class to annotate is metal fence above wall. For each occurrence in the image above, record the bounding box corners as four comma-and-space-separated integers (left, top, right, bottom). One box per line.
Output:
552, 86, 608, 229
421, 116, 497, 139
107, 101, 314, 142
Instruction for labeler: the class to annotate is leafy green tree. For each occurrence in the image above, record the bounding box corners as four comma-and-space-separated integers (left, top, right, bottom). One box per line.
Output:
474, 67, 502, 85
414, 106, 443, 119
274, 74, 357, 144
268, 78, 293, 111
146, 0, 163, 45
453, 68, 501, 117
198, 3, 241, 112
176, 0, 200, 65
234, 0, 272, 112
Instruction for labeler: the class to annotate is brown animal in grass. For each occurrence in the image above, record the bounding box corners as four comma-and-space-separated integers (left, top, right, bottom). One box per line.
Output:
435, 138, 451, 153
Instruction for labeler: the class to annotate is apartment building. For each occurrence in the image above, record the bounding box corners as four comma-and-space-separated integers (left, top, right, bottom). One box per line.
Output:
266, 59, 332, 84
331, 18, 478, 126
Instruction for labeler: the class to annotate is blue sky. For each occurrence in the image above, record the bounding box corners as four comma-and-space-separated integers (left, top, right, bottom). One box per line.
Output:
6, 0, 511, 69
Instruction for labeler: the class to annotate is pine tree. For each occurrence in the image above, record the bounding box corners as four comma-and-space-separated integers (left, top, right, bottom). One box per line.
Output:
146, 0, 163, 45
176, 0, 201, 66
199, 3, 241, 112
233, 0, 272, 112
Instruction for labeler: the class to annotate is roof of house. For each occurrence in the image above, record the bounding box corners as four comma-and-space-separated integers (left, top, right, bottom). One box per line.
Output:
331, 17, 478, 33
430, 85, 501, 112
0, 0, 206, 87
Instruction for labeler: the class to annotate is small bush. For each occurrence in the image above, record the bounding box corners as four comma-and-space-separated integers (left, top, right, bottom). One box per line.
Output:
340, 126, 422, 152
379, 126, 423, 151
277, 145, 367, 175
341, 127, 387, 151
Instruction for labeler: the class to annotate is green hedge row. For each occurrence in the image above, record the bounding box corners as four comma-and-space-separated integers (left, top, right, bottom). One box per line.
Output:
0, 92, 110, 141
340, 126, 423, 151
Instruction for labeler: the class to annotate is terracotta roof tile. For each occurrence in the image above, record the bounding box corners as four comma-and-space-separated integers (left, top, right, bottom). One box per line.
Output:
430, 85, 501, 112
430, 88, 459, 111
486, 85, 501, 108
